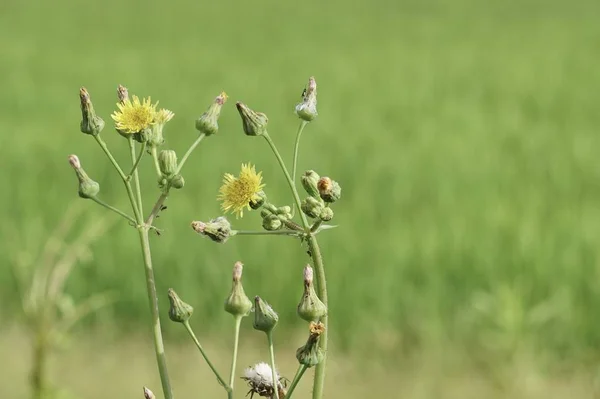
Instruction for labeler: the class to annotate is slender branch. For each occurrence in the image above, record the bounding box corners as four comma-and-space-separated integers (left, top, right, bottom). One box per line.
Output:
183, 321, 229, 390
128, 140, 146, 179
150, 146, 162, 178
90, 197, 137, 225
93, 135, 126, 180
228, 315, 243, 399
267, 331, 280, 399
292, 121, 308, 184
233, 230, 302, 237
128, 137, 144, 216
308, 235, 328, 399
146, 192, 169, 227
285, 364, 308, 399
175, 133, 206, 175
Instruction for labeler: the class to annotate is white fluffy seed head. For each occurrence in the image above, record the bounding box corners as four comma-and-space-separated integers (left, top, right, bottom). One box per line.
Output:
244, 362, 279, 386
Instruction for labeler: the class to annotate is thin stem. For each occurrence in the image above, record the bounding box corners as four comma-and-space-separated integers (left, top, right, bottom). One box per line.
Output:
146, 192, 169, 227
90, 197, 137, 225
150, 147, 162, 178
267, 331, 280, 399
183, 321, 229, 390
175, 133, 206, 175
128, 140, 146, 178
228, 316, 243, 396
285, 364, 308, 399
262, 133, 310, 230
292, 121, 308, 184
128, 137, 144, 216
233, 230, 302, 237
308, 235, 328, 399
137, 227, 173, 399
93, 135, 126, 180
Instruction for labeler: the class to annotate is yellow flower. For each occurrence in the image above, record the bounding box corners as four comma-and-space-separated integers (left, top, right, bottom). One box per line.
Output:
155, 108, 175, 124
111, 95, 158, 134
218, 163, 265, 218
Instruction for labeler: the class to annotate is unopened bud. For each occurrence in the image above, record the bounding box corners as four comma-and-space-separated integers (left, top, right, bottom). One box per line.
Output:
262, 214, 282, 231
296, 321, 326, 367
301, 197, 324, 219
191, 217, 232, 243
236, 102, 268, 136
143, 387, 155, 399
301, 170, 321, 199
117, 85, 129, 103
319, 207, 334, 222
224, 262, 253, 317
79, 87, 105, 136
196, 92, 228, 136
68, 154, 100, 199
295, 77, 318, 122
147, 109, 174, 147
318, 177, 341, 203
167, 288, 193, 323
276, 206, 292, 219
253, 296, 278, 333
297, 265, 327, 322
170, 174, 185, 189
158, 150, 178, 176
249, 191, 266, 210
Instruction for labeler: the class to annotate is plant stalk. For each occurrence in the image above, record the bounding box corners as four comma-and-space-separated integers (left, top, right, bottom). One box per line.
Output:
291, 121, 308, 184
227, 315, 243, 399
284, 364, 308, 399
308, 235, 328, 399
267, 331, 280, 399
175, 133, 206, 175
183, 321, 229, 390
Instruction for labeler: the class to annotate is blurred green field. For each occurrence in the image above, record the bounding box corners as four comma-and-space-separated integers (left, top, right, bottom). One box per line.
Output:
3, 0, 600, 395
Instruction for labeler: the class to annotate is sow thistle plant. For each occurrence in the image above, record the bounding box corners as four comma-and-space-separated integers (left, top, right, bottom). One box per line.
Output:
69, 76, 339, 399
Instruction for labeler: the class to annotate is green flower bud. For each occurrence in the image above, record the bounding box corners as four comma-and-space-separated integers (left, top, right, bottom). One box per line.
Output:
319, 207, 334, 222
196, 92, 227, 136
295, 77, 318, 122
249, 191, 266, 210
167, 288, 193, 323
276, 205, 292, 218
253, 296, 278, 333
191, 217, 232, 243
318, 177, 341, 203
147, 109, 174, 147
79, 87, 105, 136
262, 214, 283, 231
68, 155, 100, 199
301, 197, 324, 219
301, 170, 321, 199
296, 321, 325, 367
158, 150, 178, 176
297, 265, 327, 322
236, 102, 268, 136
224, 261, 253, 317
170, 174, 185, 189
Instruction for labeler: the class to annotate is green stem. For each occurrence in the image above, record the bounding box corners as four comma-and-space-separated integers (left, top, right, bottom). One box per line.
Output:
128, 137, 144, 216
150, 147, 162, 178
308, 235, 328, 399
285, 364, 308, 399
233, 230, 302, 237
128, 140, 146, 179
228, 316, 243, 399
90, 197, 137, 225
183, 321, 229, 390
94, 135, 126, 180
292, 121, 308, 184
146, 192, 169, 227
262, 133, 310, 229
175, 133, 206, 175
267, 331, 280, 399
137, 227, 173, 399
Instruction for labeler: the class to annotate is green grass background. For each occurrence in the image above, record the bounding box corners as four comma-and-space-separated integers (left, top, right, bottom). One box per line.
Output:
2, 0, 600, 390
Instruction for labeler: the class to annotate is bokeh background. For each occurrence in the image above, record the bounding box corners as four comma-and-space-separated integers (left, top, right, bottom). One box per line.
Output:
2, 0, 600, 397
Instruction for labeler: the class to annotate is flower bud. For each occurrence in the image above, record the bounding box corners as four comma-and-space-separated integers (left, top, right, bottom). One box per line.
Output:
276, 205, 292, 219
224, 261, 253, 317
301, 197, 324, 219
117, 85, 129, 103
236, 102, 268, 136
196, 92, 227, 136
295, 77, 318, 122
167, 289, 193, 323
253, 296, 278, 333
297, 265, 327, 322
296, 321, 325, 367
68, 154, 100, 199
301, 170, 321, 199
318, 177, 341, 203
170, 174, 185, 189
158, 150, 178, 176
319, 207, 334, 222
143, 387, 155, 399
249, 191, 266, 210
262, 214, 283, 231
191, 217, 232, 243
79, 87, 105, 136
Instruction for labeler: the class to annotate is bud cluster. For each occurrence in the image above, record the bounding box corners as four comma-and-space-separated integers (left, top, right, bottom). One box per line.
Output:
300, 170, 341, 222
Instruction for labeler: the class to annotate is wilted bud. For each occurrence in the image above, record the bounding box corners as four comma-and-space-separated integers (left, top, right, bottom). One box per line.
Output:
68, 154, 100, 199
297, 265, 327, 322
191, 217, 232, 243
262, 214, 283, 231
170, 174, 185, 189
79, 87, 105, 136
301, 197, 324, 219
253, 296, 278, 333
236, 102, 268, 136
296, 321, 326, 367
249, 191, 266, 210
301, 170, 321, 199
196, 92, 227, 136
224, 262, 253, 317
295, 77, 318, 122
158, 150, 178, 176
319, 207, 334, 222
117, 85, 129, 103
167, 288, 193, 323
143, 387, 155, 399
318, 177, 341, 203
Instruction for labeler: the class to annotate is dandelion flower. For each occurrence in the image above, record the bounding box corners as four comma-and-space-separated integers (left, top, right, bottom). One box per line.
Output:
111, 95, 158, 134
218, 163, 265, 218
